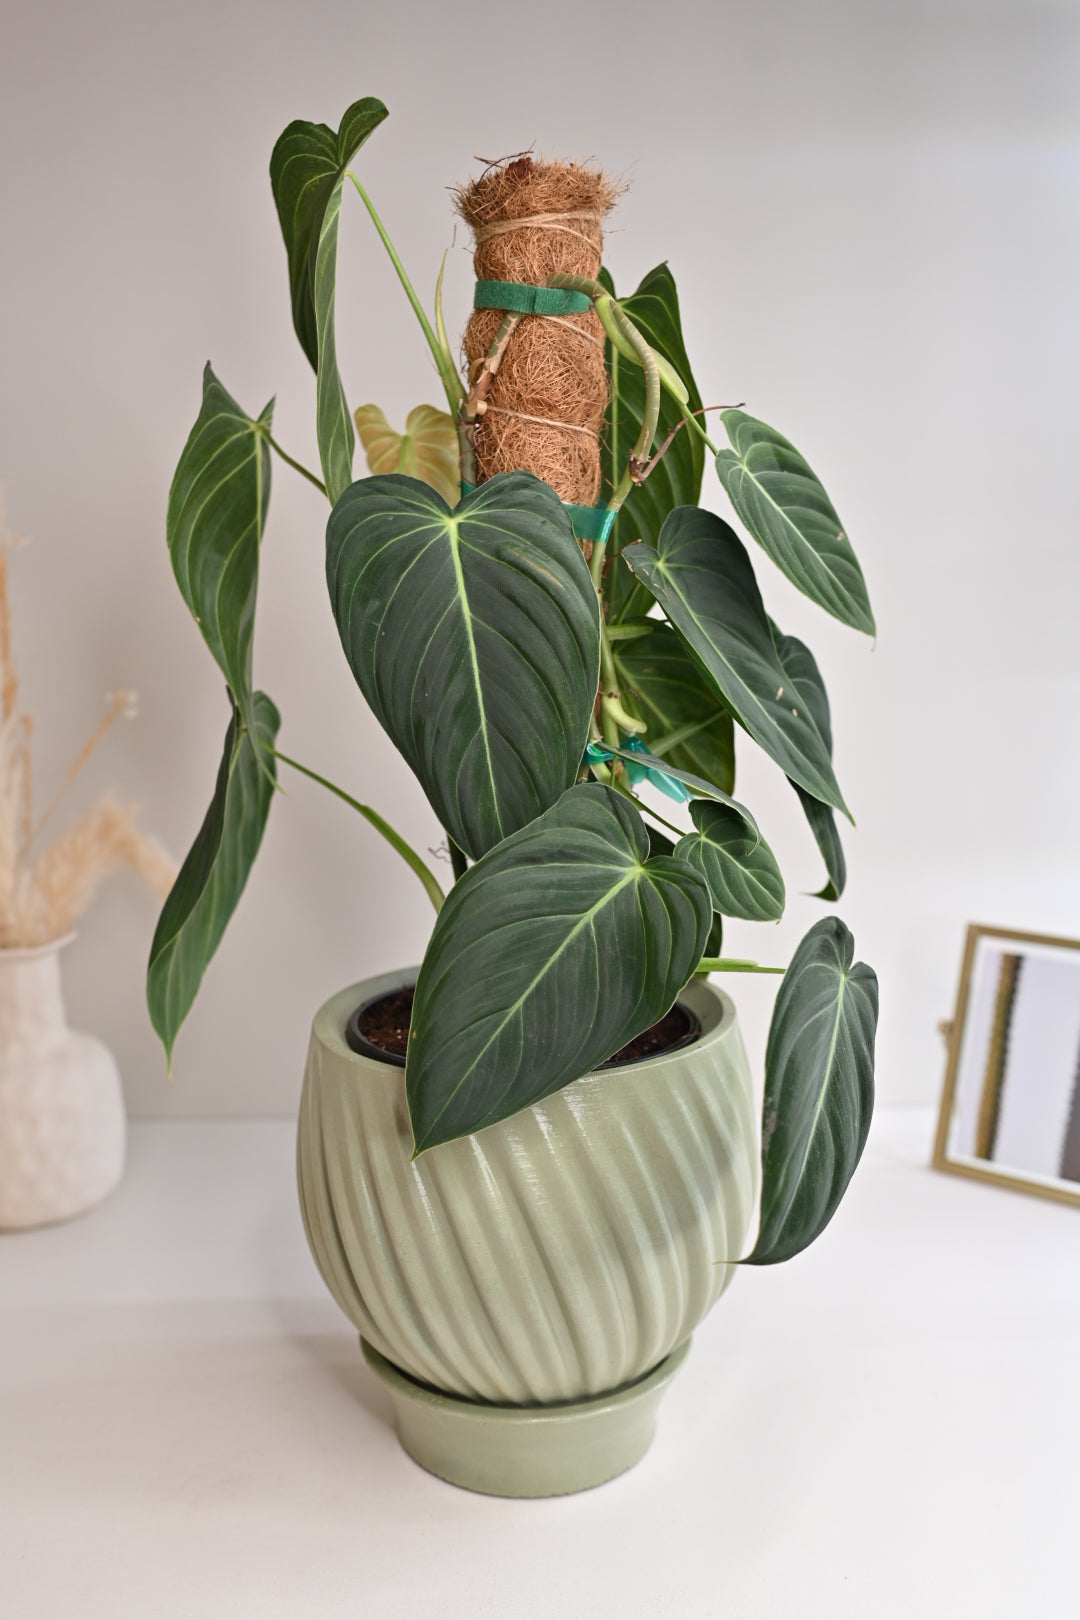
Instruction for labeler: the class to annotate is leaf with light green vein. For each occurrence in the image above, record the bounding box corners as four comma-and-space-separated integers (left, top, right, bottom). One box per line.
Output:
326, 472, 600, 860
772, 628, 846, 899
271, 99, 388, 501
598, 264, 705, 622
167, 365, 272, 742
745, 917, 877, 1264
614, 622, 735, 795
147, 693, 280, 1067
406, 784, 710, 1151
622, 506, 850, 818
715, 410, 875, 636
270, 97, 388, 371
674, 801, 785, 921
648, 823, 724, 959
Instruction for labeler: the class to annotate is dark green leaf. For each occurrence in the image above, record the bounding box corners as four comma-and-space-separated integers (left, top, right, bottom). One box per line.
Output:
270, 97, 388, 371
326, 472, 600, 860
270, 98, 388, 501
715, 410, 875, 636
674, 801, 784, 921
623, 507, 849, 817
406, 784, 711, 1150
614, 622, 735, 796
166, 365, 272, 742
648, 822, 723, 959
746, 917, 877, 1265
147, 693, 280, 1066
599, 264, 705, 621
773, 629, 846, 899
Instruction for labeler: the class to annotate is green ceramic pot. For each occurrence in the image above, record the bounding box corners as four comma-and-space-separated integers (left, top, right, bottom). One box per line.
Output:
297, 967, 758, 1495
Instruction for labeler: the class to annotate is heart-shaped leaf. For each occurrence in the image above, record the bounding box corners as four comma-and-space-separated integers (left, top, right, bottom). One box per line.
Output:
674, 800, 785, 921
599, 264, 705, 621
745, 917, 877, 1265
715, 409, 875, 636
613, 623, 735, 795
326, 472, 600, 859
773, 629, 846, 899
271, 98, 388, 502
167, 365, 272, 744
354, 403, 460, 505
147, 692, 280, 1067
406, 784, 710, 1151
270, 97, 388, 371
623, 506, 849, 817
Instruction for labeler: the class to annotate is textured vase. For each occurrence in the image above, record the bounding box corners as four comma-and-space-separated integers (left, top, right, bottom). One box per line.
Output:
298, 968, 758, 1413
0, 938, 126, 1229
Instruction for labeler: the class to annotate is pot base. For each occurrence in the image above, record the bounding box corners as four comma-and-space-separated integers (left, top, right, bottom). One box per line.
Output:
361, 1336, 691, 1498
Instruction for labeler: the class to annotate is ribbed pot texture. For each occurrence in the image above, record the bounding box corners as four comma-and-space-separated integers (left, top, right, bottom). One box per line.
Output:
297, 968, 759, 1406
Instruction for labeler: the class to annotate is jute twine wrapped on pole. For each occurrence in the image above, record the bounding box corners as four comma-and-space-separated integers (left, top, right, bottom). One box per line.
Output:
455, 157, 620, 506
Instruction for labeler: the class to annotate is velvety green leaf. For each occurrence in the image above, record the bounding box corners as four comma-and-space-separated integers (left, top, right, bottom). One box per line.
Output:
270, 98, 388, 501
614, 622, 735, 796
326, 472, 600, 860
270, 97, 388, 371
674, 800, 785, 921
147, 693, 280, 1066
599, 264, 705, 621
746, 917, 877, 1265
166, 365, 272, 740
715, 410, 875, 636
773, 629, 846, 899
313, 173, 354, 503
406, 785, 711, 1150
648, 823, 724, 958
622, 507, 849, 817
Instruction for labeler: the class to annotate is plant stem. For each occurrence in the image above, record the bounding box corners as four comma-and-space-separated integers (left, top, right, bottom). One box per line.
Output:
266, 434, 328, 497
272, 749, 445, 914
696, 957, 786, 975
346, 173, 465, 411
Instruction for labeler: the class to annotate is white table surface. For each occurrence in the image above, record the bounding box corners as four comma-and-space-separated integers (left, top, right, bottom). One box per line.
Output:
2, 1106, 1078, 1620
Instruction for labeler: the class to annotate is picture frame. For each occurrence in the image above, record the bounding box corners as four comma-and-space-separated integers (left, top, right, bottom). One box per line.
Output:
933, 923, 1080, 1208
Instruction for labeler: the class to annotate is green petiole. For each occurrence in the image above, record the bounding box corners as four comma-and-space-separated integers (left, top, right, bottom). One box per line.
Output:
346, 173, 465, 412
271, 748, 445, 914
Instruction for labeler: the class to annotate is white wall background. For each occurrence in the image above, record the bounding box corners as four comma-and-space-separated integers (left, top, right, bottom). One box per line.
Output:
1, 0, 1078, 1116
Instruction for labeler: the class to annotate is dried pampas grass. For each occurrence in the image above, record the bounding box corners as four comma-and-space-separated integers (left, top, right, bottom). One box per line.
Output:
0, 499, 177, 950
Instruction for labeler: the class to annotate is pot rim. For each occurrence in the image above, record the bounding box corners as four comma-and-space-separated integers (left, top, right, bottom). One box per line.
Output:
312, 966, 739, 1090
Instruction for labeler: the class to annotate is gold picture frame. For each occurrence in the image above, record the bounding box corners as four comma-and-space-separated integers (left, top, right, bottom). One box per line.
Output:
933, 923, 1080, 1208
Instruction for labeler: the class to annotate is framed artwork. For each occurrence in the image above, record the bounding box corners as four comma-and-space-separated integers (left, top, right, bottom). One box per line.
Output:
933, 923, 1080, 1208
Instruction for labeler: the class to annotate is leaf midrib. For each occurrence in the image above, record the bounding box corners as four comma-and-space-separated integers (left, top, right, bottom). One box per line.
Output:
418, 863, 643, 1136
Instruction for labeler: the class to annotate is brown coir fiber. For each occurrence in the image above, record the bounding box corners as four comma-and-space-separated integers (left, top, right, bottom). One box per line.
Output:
455, 157, 620, 505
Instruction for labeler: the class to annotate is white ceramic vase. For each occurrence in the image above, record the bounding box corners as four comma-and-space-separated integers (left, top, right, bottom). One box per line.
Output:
0, 937, 126, 1229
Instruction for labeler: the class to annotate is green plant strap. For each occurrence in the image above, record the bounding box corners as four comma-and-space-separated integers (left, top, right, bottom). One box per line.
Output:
459, 482, 615, 548
474, 279, 592, 316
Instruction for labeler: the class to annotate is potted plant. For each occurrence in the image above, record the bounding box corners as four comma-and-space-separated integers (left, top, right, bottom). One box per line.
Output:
148, 97, 879, 1497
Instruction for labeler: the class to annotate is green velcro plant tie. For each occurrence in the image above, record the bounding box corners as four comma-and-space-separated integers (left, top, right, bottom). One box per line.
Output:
460, 483, 615, 548
474, 279, 593, 317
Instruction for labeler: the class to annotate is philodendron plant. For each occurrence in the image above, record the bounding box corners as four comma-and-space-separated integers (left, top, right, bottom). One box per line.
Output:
148, 96, 878, 1266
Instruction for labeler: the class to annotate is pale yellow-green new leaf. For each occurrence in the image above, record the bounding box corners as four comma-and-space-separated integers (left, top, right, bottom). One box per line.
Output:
353, 404, 460, 506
